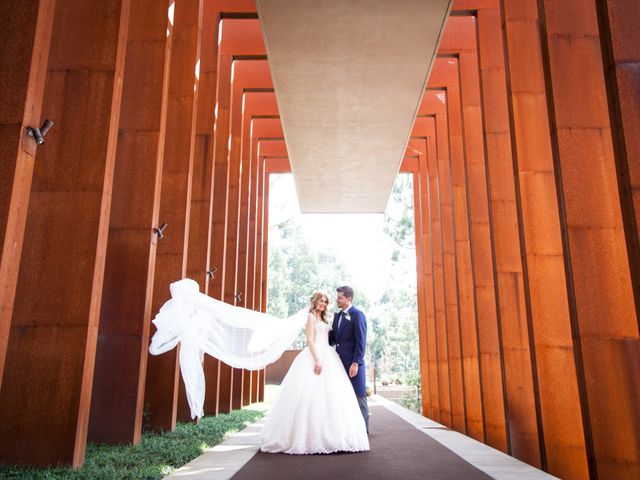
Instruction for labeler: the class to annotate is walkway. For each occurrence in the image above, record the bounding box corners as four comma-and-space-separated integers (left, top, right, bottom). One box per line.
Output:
165, 395, 557, 480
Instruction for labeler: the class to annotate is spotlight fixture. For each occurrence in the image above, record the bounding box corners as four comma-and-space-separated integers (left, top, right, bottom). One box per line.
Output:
27, 119, 54, 145
153, 222, 168, 239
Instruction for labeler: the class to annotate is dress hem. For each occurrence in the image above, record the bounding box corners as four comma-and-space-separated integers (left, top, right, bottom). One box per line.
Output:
260, 446, 370, 455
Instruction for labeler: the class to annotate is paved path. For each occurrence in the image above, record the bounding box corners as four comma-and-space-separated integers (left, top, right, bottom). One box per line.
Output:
165, 395, 558, 480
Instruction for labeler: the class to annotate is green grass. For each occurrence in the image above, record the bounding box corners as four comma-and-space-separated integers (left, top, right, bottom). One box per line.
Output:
0, 408, 264, 480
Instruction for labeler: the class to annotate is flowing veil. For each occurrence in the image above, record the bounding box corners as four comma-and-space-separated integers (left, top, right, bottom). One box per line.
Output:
148, 278, 308, 418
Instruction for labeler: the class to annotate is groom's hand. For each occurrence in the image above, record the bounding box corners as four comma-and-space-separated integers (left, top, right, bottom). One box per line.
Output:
349, 363, 358, 378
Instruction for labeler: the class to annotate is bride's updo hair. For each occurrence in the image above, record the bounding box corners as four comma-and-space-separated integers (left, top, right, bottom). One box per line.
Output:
309, 291, 329, 324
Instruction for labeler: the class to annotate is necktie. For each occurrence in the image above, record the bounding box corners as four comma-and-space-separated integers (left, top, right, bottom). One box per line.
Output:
338, 311, 347, 331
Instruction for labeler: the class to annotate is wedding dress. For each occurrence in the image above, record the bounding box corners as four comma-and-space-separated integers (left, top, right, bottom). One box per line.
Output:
148, 279, 368, 455
260, 314, 370, 454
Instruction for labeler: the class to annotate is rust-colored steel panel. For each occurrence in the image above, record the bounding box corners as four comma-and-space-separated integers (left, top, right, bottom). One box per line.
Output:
421, 136, 443, 422
474, 8, 544, 466
453, 0, 498, 10
255, 158, 266, 313
251, 370, 259, 403
452, 79, 507, 452
187, 6, 222, 416
209, 54, 233, 302
242, 369, 251, 406
261, 167, 271, 312
0, 0, 56, 389
415, 135, 443, 423
177, 377, 194, 423
88, 0, 173, 445
244, 97, 279, 308
232, 367, 244, 410
424, 110, 453, 428
223, 64, 250, 306
236, 66, 273, 316
539, 0, 640, 477
433, 81, 467, 435
246, 116, 280, 309
218, 362, 233, 414
433, 57, 484, 441
208, 53, 234, 412
596, 0, 640, 327
144, 0, 203, 433
0, 0, 131, 467
500, 0, 589, 478
411, 169, 429, 415
259, 368, 266, 402
408, 147, 441, 420
224, 62, 272, 412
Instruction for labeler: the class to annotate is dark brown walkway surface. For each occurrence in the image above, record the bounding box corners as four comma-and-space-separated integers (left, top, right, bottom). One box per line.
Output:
231, 404, 494, 480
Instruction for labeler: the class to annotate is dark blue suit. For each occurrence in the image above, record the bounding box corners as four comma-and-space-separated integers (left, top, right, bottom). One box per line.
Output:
329, 306, 367, 398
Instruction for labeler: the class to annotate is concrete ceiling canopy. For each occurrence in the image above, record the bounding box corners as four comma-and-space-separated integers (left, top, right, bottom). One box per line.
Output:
256, 0, 452, 213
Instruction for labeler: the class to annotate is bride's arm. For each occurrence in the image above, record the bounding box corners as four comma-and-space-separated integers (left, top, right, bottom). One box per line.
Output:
305, 314, 322, 375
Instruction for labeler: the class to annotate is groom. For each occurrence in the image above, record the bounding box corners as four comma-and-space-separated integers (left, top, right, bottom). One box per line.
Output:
329, 286, 369, 433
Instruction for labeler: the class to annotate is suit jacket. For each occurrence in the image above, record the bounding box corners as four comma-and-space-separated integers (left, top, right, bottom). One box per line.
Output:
329, 305, 367, 397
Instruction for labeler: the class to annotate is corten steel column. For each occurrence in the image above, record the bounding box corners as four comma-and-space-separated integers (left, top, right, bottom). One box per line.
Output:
596, 1, 640, 325
538, 1, 640, 477
431, 87, 466, 433
500, 1, 589, 478
239, 100, 278, 405
407, 153, 432, 417
424, 111, 453, 428
235, 70, 271, 312
0, 0, 55, 388
425, 135, 443, 424
417, 134, 442, 422
237, 88, 273, 409
472, 8, 546, 467
144, 0, 203, 431
244, 106, 280, 403
463, 43, 542, 463
246, 102, 279, 311
256, 152, 269, 402
209, 52, 234, 414
251, 370, 259, 402
187, 4, 222, 417
221, 38, 268, 414
0, 0, 130, 467
88, 0, 173, 444
226, 61, 271, 410
226, 62, 245, 411
414, 154, 432, 418
437, 53, 484, 443
448, 81, 508, 451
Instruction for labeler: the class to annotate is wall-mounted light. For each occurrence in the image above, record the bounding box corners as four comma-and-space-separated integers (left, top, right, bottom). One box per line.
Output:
153, 222, 168, 239
235, 292, 243, 303
27, 119, 54, 145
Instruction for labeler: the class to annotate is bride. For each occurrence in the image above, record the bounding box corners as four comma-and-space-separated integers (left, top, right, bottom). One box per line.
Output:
148, 280, 369, 454
260, 292, 369, 454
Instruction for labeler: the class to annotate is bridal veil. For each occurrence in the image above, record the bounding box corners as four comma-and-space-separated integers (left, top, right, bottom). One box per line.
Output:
148, 278, 308, 418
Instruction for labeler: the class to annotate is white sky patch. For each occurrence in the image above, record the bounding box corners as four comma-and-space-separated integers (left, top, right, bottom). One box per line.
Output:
269, 174, 415, 299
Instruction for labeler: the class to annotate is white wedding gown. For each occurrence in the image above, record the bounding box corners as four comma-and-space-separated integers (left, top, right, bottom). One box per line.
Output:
261, 314, 370, 454
147, 279, 368, 454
